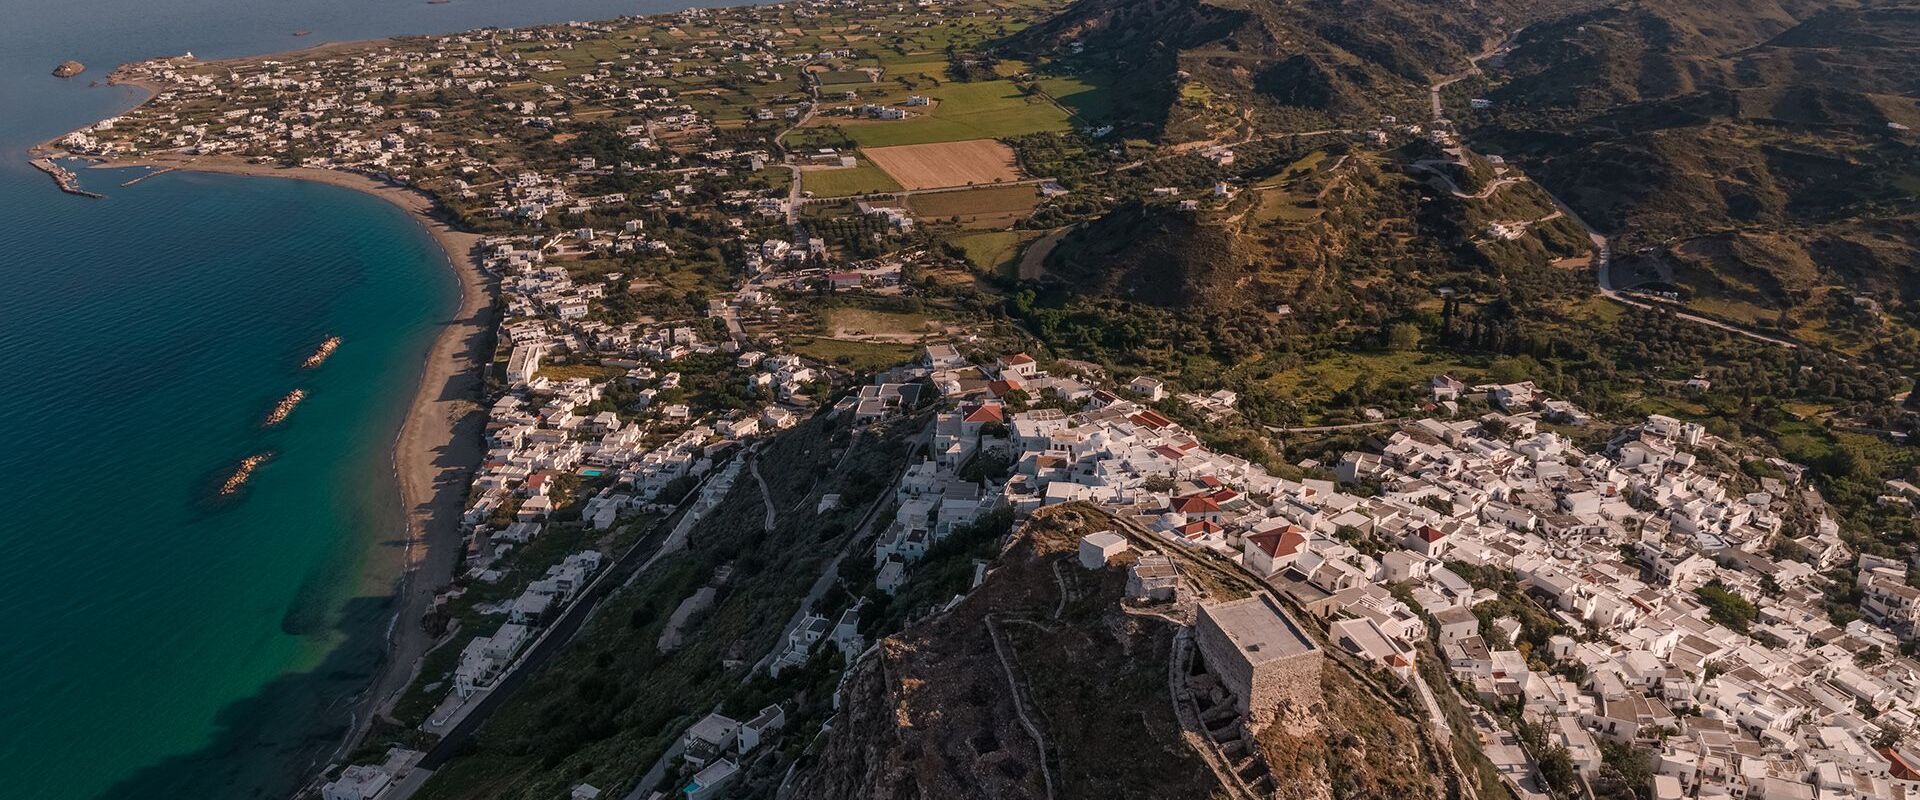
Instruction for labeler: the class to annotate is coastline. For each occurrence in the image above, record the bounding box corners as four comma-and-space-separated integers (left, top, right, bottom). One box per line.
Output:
92, 155, 496, 753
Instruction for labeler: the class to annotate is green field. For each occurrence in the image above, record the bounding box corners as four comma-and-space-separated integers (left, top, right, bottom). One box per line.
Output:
908, 184, 1041, 227
879, 57, 950, 83
1260, 350, 1483, 400
1251, 151, 1333, 223
750, 166, 792, 192
830, 80, 1074, 147
819, 69, 874, 85
801, 160, 903, 197
791, 336, 920, 370
1036, 75, 1120, 121
948, 230, 1037, 277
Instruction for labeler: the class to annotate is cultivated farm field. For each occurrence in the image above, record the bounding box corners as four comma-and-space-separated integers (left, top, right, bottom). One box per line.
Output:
828, 80, 1073, 147
907, 184, 1041, 228
801, 159, 903, 197
864, 139, 1022, 190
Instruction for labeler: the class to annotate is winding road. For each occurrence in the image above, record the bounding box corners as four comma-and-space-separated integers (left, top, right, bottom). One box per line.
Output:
1425, 32, 1808, 353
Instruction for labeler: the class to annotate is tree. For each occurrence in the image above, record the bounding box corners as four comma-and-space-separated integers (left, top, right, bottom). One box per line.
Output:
1593, 741, 1654, 800
1695, 580, 1757, 632
1538, 743, 1580, 799
1856, 644, 1885, 667
1489, 354, 1542, 384
1387, 322, 1422, 351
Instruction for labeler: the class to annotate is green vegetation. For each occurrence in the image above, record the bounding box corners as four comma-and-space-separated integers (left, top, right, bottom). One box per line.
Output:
830, 80, 1075, 147
389, 512, 656, 729
417, 417, 919, 798
1695, 580, 1759, 633
535, 362, 630, 382
801, 160, 903, 197
790, 336, 919, 371
947, 229, 1036, 277
1469, 0, 1920, 358
907, 184, 1041, 226
1033, 74, 1117, 121
823, 305, 934, 339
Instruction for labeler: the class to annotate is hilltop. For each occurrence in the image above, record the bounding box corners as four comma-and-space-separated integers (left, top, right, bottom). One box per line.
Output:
783, 505, 1454, 800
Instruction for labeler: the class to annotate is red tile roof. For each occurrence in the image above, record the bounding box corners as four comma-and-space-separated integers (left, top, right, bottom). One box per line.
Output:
1172, 494, 1220, 514
1002, 353, 1035, 365
1130, 410, 1173, 429
1248, 526, 1307, 558
1175, 520, 1223, 539
963, 403, 1004, 424
986, 378, 1024, 397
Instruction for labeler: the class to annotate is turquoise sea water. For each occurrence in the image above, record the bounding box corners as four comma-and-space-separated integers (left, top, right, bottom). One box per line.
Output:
0, 0, 719, 797
0, 171, 453, 800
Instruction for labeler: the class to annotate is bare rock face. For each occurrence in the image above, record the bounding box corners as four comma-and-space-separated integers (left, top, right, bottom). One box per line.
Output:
53, 60, 85, 78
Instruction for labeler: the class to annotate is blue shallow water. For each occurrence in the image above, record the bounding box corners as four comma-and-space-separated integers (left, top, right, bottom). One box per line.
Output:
0, 0, 726, 797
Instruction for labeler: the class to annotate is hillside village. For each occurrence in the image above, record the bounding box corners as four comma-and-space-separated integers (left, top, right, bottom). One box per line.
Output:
809, 353, 1920, 800
318, 286, 1920, 800
47, 0, 1920, 798
924, 355, 1920, 800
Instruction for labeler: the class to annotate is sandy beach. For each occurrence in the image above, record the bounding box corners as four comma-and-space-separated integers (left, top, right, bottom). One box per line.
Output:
94, 155, 497, 749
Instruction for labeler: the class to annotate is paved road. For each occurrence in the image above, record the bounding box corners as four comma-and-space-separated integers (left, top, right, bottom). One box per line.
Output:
1409, 162, 1525, 199
1411, 671, 1453, 745
750, 455, 777, 532
1101, 127, 1355, 175
1421, 30, 1812, 355
780, 72, 819, 239
1589, 223, 1803, 349
623, 737, 685, 800
718, 304, 746, 345
1016, 224, 1076, 281
623, 460, 742, 590
1427, 34, 1515, 122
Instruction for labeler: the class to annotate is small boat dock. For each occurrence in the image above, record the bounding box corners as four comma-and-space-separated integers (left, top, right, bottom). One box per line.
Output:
29, 158, 104, 198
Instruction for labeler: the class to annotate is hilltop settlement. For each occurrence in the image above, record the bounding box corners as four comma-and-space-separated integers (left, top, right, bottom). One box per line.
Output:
46, 0, 1920, 797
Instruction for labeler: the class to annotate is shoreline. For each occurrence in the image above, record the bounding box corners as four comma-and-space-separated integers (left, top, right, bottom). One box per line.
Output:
92, 155, 497, 757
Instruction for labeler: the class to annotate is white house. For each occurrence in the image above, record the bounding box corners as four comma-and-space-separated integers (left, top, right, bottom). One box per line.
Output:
1243, 525, 1308, 576
682, 713, 740, 767
684, 759, 738, 800
322, 766, 393, 800
1078, 530, 1128, 569
997, 352, 1039, 380
737, 704, 785, 754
